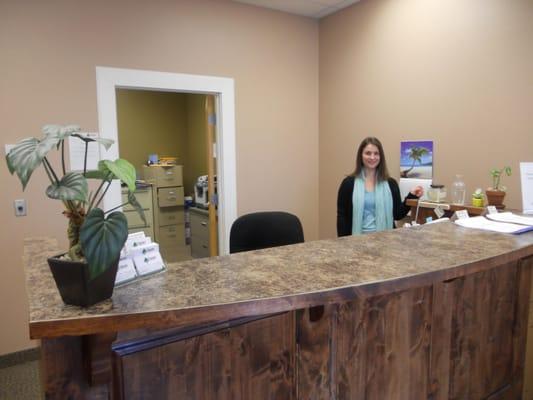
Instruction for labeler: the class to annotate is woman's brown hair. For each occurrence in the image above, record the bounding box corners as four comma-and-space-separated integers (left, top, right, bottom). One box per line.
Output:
349, 137, 390, 181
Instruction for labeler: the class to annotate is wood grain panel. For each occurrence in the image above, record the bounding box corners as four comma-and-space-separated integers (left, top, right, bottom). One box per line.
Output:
449, 262, 518, 399
116, 312, 295, 400
297, 287, 432, 400
41, 336, 109, 399
429, 280, 455, 400
296, 305, 338, 399
364, 287, 432, 400
512, 256, 533, 398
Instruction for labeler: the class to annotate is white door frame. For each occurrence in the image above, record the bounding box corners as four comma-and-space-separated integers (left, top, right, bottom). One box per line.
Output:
95, 66, 237, 256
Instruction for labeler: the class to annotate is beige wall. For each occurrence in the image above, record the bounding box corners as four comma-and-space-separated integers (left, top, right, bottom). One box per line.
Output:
116, 90, 188, 173
0, 0, 318, 355
319, 0, 533, 238
184, 94, 210, 196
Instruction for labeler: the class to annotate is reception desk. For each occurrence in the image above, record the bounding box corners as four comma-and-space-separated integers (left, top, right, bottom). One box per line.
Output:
25, 222, 533, 399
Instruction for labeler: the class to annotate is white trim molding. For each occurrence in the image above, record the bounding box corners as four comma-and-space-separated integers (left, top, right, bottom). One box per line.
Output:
95, 66, 237, 256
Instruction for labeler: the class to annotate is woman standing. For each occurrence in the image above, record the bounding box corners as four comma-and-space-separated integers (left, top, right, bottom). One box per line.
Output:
337, 137, 424, 236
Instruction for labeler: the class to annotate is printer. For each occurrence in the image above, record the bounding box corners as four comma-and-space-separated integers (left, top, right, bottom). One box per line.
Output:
194, 175, 210, 209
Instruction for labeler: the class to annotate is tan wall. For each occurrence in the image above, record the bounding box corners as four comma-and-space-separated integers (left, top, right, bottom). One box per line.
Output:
0, 0, 318, 355
319, 0, 533, 238
116, 90, 188, 173
184, 94, 210, 196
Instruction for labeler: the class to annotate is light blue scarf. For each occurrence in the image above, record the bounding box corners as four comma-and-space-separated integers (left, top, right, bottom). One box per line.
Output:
352, 174, 393, 234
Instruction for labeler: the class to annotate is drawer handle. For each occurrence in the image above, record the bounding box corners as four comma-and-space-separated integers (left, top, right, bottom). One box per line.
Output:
166, 197, 176, 201
201, 222, 207, 226
202, 245, 208, 248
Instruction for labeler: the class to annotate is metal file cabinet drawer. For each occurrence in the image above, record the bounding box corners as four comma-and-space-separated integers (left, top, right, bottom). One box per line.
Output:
143, 165, 183, 187
158, 207, 184, 226
158, 224, 186, 247
123, 209, 149, 228
190, 213, 209, 242
121, 189, 152, 212
158, 187, 184, 208
190, 209, 210, 258
127, 226, 154, 241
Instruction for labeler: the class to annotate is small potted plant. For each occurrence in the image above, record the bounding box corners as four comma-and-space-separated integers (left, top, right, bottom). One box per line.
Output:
486, 166, 512, 208
6, 124, 145, 307
472, 188, 484, 207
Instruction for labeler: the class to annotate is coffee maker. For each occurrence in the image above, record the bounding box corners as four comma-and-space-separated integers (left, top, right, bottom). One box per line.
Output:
194, 175, 209, 209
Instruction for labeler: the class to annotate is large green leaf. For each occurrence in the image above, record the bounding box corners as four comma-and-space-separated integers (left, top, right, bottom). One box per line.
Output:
71, 133, 114, 150
6, 136, 58, 189
43, 124, 81, 140
127, 192, 147, 226
84, 169, 109, 180
80, 208, 128, 280
101, 159, 136, 192
46, 172, 88, 202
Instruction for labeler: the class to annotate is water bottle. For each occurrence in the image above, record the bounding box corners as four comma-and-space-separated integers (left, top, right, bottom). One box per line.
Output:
451, 174, 466, 205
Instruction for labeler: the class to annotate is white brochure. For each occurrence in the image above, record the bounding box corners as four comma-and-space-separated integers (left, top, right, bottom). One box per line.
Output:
520, 162, 533, 214
115, 257, 137, 285
134, 250, 165, 276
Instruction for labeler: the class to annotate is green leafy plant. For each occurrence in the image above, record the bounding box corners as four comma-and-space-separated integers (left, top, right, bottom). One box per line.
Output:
6, 124, 145, 279
472, 188, 484, 199
490, 166, 512, 191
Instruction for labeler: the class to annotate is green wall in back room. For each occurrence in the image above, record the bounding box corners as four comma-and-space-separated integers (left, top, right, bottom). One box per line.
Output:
116, 89, 209, 196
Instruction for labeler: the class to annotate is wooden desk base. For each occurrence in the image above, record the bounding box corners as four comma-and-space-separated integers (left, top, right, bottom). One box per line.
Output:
40, 257, 533, 399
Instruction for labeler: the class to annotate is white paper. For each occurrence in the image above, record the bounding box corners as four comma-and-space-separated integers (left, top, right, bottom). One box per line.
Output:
128, 242, 159, 258
115, 258, 137, 285
520, 162, 533, 213
455, 216, 533, 234
133, 251, 165, 276
399, 178, 431, 200
68, 132, 101, 171
486, 212, 533, 226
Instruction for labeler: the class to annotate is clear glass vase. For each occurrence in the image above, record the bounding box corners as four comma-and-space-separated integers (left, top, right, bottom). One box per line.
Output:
451, 174, 466, 205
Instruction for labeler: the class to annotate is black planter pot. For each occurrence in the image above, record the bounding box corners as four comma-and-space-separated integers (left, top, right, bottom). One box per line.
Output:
47, 255, 119, 307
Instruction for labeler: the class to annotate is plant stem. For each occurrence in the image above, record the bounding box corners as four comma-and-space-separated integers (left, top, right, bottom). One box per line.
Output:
94, 181, 112, 209
83, 141, 88, 174
43, 157, 60, 184
61, 140, 66, 175
87, 172, 112, 212
105, 201, 130, 214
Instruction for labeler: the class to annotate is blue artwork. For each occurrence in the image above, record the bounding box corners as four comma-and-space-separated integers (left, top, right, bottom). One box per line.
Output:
400, 140, 433, 179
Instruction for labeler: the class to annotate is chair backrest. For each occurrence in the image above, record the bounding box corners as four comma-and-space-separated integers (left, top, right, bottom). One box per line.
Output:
229, 211, 304, 254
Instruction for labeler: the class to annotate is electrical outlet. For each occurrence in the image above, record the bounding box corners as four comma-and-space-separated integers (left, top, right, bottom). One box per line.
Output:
14, 199, 27, 216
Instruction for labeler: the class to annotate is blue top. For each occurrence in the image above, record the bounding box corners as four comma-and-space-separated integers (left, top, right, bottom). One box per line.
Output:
362, 190, 376, 233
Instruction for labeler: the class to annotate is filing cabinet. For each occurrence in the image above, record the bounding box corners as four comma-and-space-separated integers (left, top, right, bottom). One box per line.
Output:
190, 207, 210, 259
142, 165, 190, 262
121, 185, 154, 240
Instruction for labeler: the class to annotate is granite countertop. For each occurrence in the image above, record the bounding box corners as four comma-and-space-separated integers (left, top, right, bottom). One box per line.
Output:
24, 222, 533, 338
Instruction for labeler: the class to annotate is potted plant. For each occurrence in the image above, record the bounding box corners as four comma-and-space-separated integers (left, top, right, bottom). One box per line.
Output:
486, 166, 512, 209
472, 188, 484, 207
6, 124, 145, 306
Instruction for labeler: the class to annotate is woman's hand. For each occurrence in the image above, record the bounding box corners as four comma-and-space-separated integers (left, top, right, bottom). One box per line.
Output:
410, 185, 424, 197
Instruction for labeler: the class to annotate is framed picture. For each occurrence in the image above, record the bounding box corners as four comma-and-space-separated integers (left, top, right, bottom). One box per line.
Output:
400, 140, 433, 179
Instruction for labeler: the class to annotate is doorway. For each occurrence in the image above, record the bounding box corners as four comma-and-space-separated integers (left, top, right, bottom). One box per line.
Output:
95, 66, 237, 256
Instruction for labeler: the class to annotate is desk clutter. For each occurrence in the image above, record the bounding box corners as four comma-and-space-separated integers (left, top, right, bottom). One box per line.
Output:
454, 211, 533, 234
115, 231, 166, 285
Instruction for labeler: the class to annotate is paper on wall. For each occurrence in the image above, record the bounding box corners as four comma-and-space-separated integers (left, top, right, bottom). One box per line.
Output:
399, 178, 431, 200
520, 162, 533, 214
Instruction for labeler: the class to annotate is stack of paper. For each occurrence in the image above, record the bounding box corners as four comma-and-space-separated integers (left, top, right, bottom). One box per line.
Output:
116, 232, 166, 285
455, 214, 533, 234
485, 212, 533, 226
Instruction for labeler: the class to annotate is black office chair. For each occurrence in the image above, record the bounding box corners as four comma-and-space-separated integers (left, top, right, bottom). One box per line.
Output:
229, 211, 304, 254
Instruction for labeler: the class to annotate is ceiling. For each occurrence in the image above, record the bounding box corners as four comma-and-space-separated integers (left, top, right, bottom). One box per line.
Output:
232, 0, 361, 19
